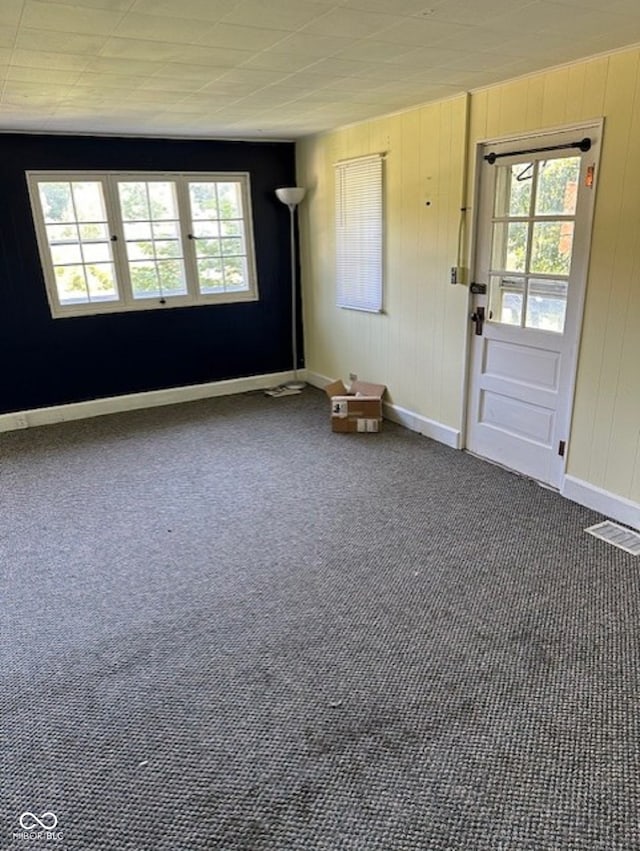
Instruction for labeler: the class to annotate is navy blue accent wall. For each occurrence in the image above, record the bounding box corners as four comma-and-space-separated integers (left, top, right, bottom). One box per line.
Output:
0, 133, 298, 414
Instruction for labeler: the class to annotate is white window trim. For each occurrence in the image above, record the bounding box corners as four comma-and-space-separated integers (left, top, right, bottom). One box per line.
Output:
335, 153, 384, 313
26, 170, 259, 318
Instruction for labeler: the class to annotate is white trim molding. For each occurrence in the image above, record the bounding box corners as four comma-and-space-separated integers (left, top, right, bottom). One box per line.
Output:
562, 475, 640, 532
0, 371, 298, 433
383, 403, 461, 449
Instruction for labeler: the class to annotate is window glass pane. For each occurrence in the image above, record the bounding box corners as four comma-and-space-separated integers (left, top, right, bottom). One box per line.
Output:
51, 243, 82, 265
193, 221, 220, 238
153, 221, 179, 239
196, 239, 221, 258
127, 241, 153, 261
189, 182, 219, 219
530, 221, 574, 275
489, 274, 524, 326
72, 182, 107, 222
119, 182, 149, 220
494, 162, 532, 217
491, 221, 528, 273
221, 220, 241, 236
224, 258, 247, 291
39, 183, 73, 223
79, 222, 108, 240
535, 157, 580, 216
198, 258, 224, 292
81, 242, 111, 263
147, 182, 176, 219
55, 265, 88, 303
157, 260, 186, 294
525, 278, 568, 332
155, 240, 181, 258
217, 182, 241, 218
86, 264, 117, 300
124, 221, 152, 240
221, 237, 243, 256
47, 223, 78, 242
130, 261, 159, 298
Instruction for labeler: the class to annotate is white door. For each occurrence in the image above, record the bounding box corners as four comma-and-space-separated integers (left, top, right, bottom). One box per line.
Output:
466, 125, 600, 488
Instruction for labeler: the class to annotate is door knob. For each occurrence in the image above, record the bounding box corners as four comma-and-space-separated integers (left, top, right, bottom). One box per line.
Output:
470, 306, 485, 335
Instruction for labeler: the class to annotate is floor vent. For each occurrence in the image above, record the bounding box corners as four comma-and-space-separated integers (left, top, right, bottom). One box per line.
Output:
585, 520, 640, 556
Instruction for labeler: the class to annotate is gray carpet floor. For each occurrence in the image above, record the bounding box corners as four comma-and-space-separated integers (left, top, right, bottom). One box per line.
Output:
2, 388, 639, 850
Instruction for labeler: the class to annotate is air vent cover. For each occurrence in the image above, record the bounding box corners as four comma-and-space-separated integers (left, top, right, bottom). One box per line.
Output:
585, 521, 640, 556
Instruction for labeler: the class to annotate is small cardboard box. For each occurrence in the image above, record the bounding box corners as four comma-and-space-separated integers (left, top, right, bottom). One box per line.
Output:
324, 378, 386, 434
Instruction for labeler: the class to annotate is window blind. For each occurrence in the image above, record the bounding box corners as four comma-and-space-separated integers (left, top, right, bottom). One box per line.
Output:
335, 154, 383, 312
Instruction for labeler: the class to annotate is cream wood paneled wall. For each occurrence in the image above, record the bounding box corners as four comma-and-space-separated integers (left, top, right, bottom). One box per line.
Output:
297, 47, 640, 506
297, 95, 470, 430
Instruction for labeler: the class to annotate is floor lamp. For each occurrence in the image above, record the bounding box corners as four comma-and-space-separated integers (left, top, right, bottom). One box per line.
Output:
275, 186, 306, 393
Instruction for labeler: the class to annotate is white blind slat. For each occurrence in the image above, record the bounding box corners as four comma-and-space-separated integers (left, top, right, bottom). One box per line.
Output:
335, 155, 383, 312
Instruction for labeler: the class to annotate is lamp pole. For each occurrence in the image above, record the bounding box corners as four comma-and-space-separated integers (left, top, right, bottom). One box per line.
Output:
275, 187, 306, 392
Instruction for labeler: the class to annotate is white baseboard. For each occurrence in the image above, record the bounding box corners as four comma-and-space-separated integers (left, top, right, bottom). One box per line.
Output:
0, 370, 298, 433
305, 370, 461, 450
383, 402, 461, 449
562, 475, 640, 531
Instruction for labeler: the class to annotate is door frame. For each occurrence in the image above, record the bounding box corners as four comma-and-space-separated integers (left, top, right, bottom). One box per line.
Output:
462, 118, 604, 486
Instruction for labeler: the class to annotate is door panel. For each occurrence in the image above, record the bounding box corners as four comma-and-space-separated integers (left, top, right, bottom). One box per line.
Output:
466, 127, 600, 487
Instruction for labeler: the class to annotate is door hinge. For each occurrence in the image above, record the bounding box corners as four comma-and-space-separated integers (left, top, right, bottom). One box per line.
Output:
558, 440, 566, 457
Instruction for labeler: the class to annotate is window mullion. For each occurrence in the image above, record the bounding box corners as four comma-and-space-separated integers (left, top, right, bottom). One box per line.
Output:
104, 175, 132, 308
176, 177, 199, 301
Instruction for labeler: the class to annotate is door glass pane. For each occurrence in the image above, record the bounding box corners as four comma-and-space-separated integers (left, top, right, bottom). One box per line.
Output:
535, 157, 580, 216
494, 162, 533, 217
525, 278, 568, 332
489, 274, 524, 327
530, 221, 574, 275
491, 221, 528, 273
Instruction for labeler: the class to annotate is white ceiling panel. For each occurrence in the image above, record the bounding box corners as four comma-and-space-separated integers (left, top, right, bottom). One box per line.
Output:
1, 0, 640, 138
131, 0, 232, 20
14, 27, 108, 53
21, 1, 125, 34
300, 8, 399, 39
196, 24, 290, 51
219, 0, 330, 31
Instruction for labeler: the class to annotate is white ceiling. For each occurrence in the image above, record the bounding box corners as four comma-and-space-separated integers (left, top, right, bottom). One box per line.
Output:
2, 0, 640, 139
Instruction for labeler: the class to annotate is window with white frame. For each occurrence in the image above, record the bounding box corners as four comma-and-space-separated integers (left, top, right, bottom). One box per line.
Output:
26, 171, 258, 318
335, 154, 383, 312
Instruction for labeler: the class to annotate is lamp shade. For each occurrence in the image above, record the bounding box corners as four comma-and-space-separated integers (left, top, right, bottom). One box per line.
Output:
275, 187, 306, 207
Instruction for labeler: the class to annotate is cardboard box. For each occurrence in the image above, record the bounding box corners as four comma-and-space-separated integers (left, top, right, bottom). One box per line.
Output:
324, 378, 386, 434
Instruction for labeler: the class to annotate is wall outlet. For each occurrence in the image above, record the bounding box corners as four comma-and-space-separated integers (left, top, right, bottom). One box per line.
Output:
349, 372, 358, 382
13, 414, 28, 429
